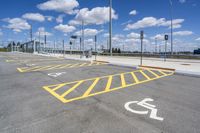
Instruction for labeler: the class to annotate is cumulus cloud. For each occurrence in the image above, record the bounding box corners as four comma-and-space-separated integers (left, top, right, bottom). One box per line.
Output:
37, 0, 79, 14
3, 18, 30, 32
196, 38, 200, 41
45, 16, 54, 21
129, 10, 137, 16
35, 27, 52, 36
150, 34, 166, 40
173, 30, 193, 36
54, 24, 76, 33
69, 7, 118, 25
74, 28, 103, 37
127, 32, 141, 39
125, 17, 184, 30
22, 13, 45, 22
56, 14, 65, 23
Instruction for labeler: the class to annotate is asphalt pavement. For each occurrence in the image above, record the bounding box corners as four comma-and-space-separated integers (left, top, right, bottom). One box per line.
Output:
0, 52, 200, 133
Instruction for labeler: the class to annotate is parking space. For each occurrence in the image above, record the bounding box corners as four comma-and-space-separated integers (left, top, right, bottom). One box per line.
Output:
0, 52, 200, 133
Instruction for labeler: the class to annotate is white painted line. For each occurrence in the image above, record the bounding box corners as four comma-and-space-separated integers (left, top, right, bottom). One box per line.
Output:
48, 72, 66, 77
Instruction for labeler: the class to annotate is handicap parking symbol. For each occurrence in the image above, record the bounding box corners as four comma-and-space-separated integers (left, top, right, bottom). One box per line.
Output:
124, 98, 164, 121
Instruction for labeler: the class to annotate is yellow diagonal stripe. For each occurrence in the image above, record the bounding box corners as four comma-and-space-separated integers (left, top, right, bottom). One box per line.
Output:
147, 69, 159, 78
52, 83, 66, 91
130, 72, 139, 83
120, 74, 126, 87
82, 78, 100, 97
158, 70, 167, 76
140, 70, 151, 80
61, 81, 84, 98
105, 76, 113, 91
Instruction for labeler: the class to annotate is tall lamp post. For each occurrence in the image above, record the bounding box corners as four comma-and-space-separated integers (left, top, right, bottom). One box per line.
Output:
169, 0, 173, 55
109, 0, 112, 56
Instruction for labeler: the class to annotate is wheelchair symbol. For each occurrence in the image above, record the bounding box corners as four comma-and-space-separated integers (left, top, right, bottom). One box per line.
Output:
48, 72, 66, 77
124, 98, 164, 121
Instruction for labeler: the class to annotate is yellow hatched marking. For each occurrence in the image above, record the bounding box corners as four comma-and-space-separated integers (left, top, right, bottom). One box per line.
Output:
79, 63, 88, 67
158, 70, 167, 76
45, 64, 65, 70
140, 70, 151, 80
43, 69, 174, 103
32, 65, 54, 71
61, 81, 84, 98
18, 66, 42, 72
147, 69, 159, 78
120, 74, 126, 87
58, 64, 72, 69
82, 78, 100, 97
52, 84, 66, 91
104, 76, 113, 91
68, 63, 81, 68
130, 72, 139, 83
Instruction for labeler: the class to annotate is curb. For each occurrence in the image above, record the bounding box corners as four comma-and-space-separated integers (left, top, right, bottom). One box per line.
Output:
93, 60, 110, 63
139, 65, 175, 71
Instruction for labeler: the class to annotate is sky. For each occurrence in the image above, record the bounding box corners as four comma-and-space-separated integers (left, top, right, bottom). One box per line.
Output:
0, 0, 200, 51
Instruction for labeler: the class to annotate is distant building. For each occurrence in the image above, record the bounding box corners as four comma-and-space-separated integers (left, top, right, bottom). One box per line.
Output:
194, 48, 200, 55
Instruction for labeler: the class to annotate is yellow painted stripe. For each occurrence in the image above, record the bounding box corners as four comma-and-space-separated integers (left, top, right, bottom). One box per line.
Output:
147, 69, 159, 78
140, 70, 151, 80
158, 70, 167, 76
17, 68, 24, 72
19, 66, 42, 72
82, 78, 100, 97
52, 83, 66, 91
120, 74, 126, 87
62, 73, 174, 103
68, 63, 80, 68
43, 86, 67, 103
61, 81, 84, 98
130, 72, 139, 83
79, 63, 88, 67
45, 64, 64, 70
58, 64, 72, 69
105, 76, 113, 91
32, 65, 54, 71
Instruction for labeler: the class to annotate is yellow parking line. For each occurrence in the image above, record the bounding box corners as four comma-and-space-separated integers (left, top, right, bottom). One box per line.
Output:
79, 63, 88, 67
58, 64, 72, 69
52, 83, 66, 91
61, 81, 84, 98
32, 65, 54, 71
140, 70, 151, 80
147, 69, 159, 78
120, 74, 126, 87
104, 76, 113, 91
82, 78, 100, 97
158, 70, 167, 76
130, 72, 139, 83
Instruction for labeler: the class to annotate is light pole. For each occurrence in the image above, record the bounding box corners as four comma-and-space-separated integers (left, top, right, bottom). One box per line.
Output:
169, 0, 173, 55
140, 31, 144, 66
109, 0, 112, 56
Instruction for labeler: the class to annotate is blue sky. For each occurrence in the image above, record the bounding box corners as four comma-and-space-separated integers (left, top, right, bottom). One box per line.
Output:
0, 0, 200, 51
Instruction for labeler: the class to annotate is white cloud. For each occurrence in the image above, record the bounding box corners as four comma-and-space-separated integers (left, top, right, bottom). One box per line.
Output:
196, 37, 200, 41
74, 28, 103, 37
0, 29, 3, 36
3, 18, 30, 32
37, 0, 79, 14
22, 13, 45, 22
173, 31, 193, 36
127, 32, 141, 39
151, 34, 165, 40
125, 17, 184, 30
45, 16, 54, 21
35, 27, 52, 36
54, 24, 76, 33
69, 7, 118, 25
56, 14, 65, 23
129, 10, 137, 16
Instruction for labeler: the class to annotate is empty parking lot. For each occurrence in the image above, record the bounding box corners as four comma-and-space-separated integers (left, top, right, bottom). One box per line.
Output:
0, 52, 200, 133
